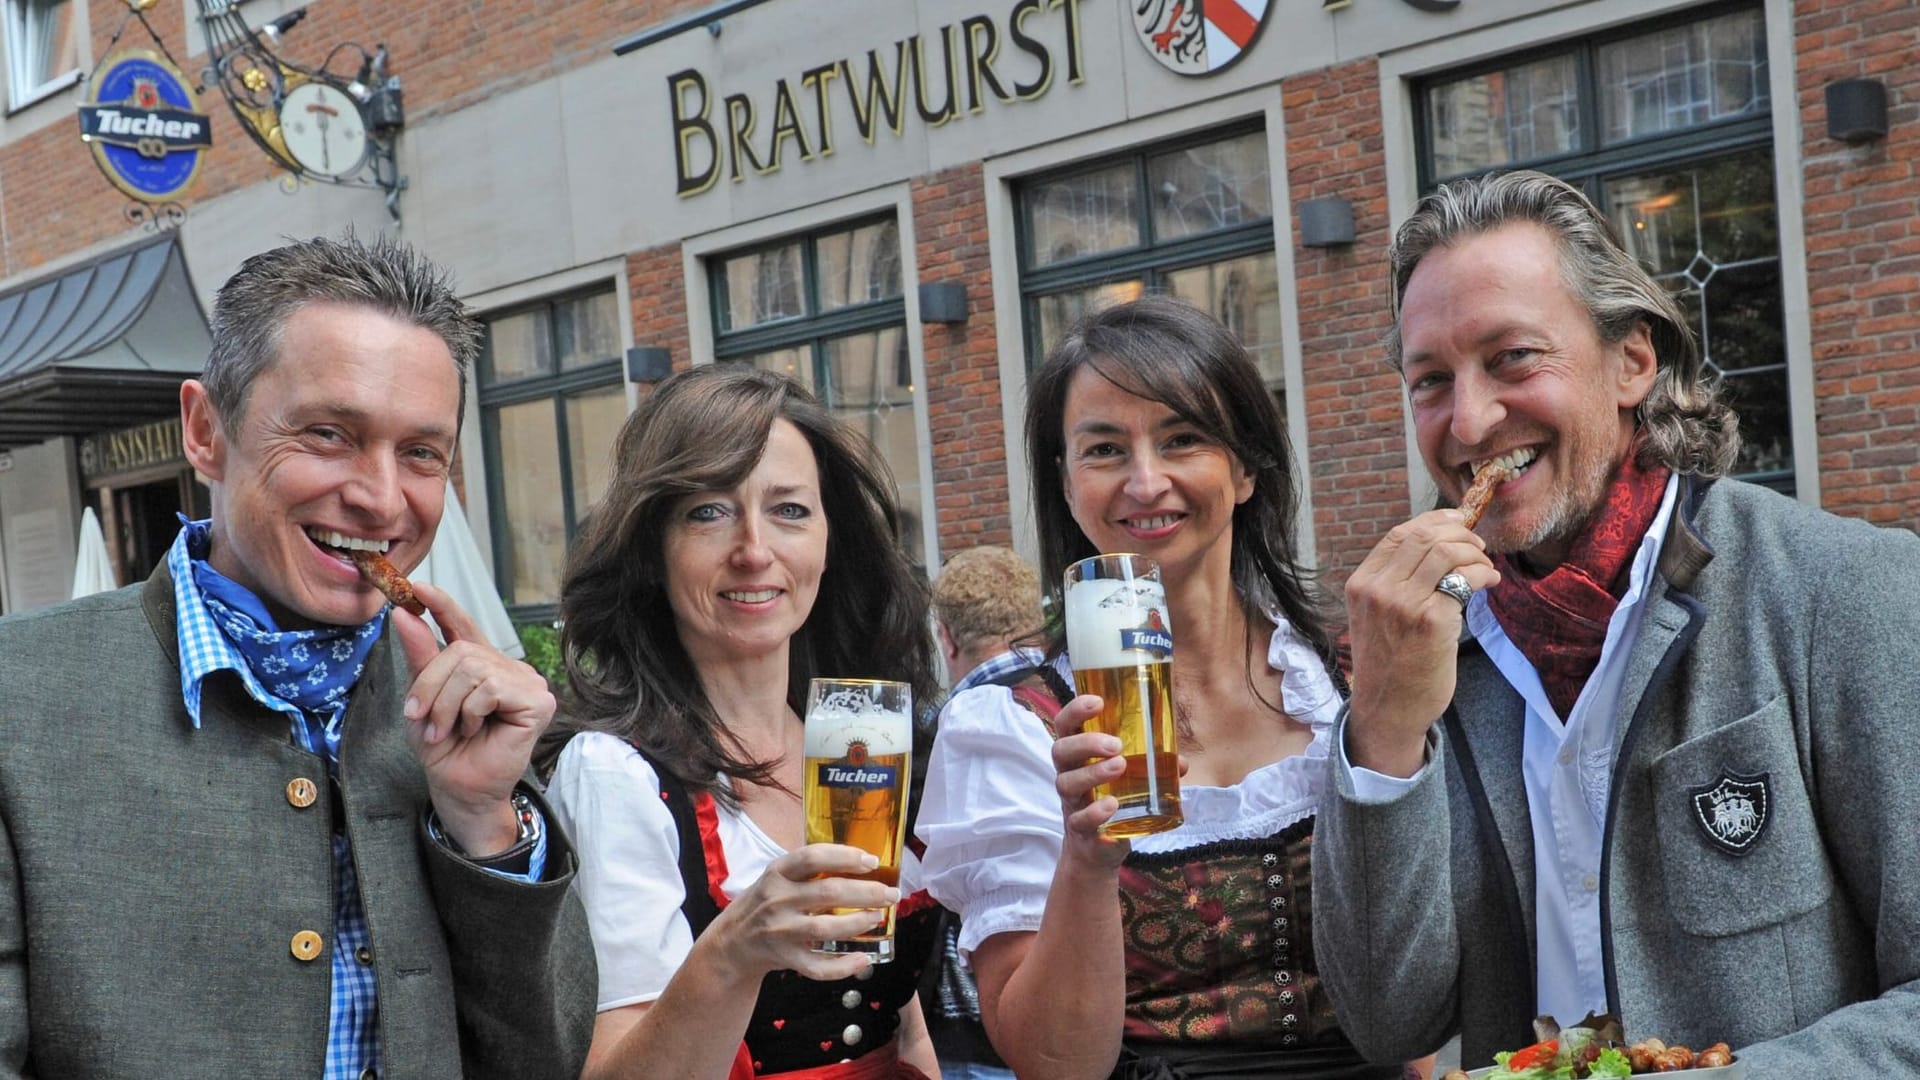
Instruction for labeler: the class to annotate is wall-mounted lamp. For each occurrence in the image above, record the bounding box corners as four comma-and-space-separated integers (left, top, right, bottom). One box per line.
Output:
1826, 79, 1888, 143
1299, 196, 1356, 248
626, 346, 674, 383
919, 282, 970, 325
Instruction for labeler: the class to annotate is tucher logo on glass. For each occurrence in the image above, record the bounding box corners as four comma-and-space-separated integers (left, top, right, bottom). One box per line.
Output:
1119, 608, 1173, 659
819, 740, 897, 791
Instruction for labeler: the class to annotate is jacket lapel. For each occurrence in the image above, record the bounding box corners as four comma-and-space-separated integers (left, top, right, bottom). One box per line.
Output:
1447, 642, 1538, 965
1611, 482, 1714, 762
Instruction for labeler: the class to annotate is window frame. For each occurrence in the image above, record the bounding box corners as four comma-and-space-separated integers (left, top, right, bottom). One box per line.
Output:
704, 211, 938, 569
476, 284, 626, 622
708, 212, 907, 362
4, 0, 82, 111
1012, 119, 1276, 369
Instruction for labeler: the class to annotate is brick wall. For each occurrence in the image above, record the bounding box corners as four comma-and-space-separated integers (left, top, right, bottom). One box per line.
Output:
913, 161, 1011, 558
1284, 59, 1406, 592
1796, 0, 1920, 529
0, 0, 704, 277
626, 241, 691, 374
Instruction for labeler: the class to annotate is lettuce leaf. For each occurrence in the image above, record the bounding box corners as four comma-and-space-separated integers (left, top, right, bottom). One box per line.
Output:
1485, 1051, 1576, 1080
1586, 1047, 1633, 1078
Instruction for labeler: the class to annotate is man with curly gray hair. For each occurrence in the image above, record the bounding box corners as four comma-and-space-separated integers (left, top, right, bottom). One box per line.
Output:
1315, 170, 1920, 1076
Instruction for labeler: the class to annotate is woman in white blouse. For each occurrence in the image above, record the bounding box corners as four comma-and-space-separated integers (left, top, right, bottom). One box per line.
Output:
917, 296, 1415, 1080
539, 366, 944, 1080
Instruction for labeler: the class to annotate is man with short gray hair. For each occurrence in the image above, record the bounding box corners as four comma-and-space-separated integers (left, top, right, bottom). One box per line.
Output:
1314, 170, 1920, 1077
0, 234, 595, 1079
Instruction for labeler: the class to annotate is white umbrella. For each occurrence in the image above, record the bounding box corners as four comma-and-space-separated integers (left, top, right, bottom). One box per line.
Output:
70, 507, 118, 599
413, 482, 525, 658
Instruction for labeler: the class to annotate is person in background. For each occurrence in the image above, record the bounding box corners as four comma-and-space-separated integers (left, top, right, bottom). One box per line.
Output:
0, 234, 595, 1079
541, 365, 945, 1080
1316, 169, 1920, 1077
918, 296, 1415, 1080
923, 546, 1052, 1080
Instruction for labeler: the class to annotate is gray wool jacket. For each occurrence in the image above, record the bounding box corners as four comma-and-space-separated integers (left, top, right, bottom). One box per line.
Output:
1312, 477, 1920, 1078
0, 564, 597, 1079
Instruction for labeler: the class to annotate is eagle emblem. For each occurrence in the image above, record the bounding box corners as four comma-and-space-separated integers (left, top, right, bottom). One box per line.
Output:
1688, 771, 1770, 856
1131, 0, 1272, 77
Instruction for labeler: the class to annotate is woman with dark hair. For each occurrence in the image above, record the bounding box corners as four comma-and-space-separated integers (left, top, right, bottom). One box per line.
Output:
541, 365, 944, 1080
917, 296, 1414, 1080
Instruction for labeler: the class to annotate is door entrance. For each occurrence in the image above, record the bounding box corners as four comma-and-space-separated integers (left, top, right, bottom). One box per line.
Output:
92, 468, 208, 588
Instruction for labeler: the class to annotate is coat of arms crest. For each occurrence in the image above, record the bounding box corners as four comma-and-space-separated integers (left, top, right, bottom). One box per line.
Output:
1687, 771, 1771, 856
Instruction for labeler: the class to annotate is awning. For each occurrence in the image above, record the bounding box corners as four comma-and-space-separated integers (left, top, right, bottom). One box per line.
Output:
0, 236, 211, 451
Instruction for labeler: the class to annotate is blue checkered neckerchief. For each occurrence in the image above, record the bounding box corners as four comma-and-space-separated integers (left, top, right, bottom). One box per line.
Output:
952, 646, 1048, 695
170, 519, 384, 753
167, 520, 384, 1080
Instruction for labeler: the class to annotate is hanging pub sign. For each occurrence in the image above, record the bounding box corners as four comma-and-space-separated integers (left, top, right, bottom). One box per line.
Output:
78, 50, 213, 204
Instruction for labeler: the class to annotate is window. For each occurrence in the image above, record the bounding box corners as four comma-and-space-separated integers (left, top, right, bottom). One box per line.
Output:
1014, 124, 1283, 397
478, 287, 626, 616
709, 216, 931, 567
1416, 4, 1790, 490
4, 0, 79, 107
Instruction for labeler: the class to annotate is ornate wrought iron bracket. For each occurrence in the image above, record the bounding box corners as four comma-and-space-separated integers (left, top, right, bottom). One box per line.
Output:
195, 0, 408, 220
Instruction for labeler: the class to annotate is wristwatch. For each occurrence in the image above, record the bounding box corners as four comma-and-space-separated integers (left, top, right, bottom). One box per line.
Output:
428, 791, 542, 873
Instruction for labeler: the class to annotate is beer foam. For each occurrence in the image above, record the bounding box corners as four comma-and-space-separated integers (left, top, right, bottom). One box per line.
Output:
804, 705, 912, 757
1064, 575, 1172, 670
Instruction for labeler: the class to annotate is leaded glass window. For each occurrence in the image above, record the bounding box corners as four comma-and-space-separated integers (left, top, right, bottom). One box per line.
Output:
1415, 4, 1790, 492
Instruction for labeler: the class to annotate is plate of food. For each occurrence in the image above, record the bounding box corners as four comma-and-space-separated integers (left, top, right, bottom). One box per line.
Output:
1446, 1015, 1742, 1079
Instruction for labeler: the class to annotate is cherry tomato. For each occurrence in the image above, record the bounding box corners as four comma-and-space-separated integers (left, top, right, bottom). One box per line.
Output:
1508, 1040, 1559, 1070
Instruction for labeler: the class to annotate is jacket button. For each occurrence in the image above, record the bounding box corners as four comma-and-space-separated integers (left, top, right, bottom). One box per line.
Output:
359, 1069, 377, 1080
841, 990, 862, 1009
356, 946, 374, 966
841, 1024, 863, 1046
290, 930, 324, 961
286, 778, 318, 808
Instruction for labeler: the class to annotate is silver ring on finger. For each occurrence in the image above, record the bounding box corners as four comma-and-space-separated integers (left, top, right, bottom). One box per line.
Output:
1435, 571, 1474, 609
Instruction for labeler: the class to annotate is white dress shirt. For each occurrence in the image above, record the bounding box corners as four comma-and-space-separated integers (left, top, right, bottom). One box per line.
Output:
1348, 474, 1680, 1026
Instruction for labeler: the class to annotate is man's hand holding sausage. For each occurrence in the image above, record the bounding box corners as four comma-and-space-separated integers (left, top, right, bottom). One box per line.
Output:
1342, 509, 1500, 778
391, 579, 556, 857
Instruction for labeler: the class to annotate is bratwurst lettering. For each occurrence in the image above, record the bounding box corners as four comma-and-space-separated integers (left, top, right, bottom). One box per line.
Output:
349, 549, 427, 615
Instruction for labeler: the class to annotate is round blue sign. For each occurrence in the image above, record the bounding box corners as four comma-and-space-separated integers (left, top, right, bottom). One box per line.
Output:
80, 51, 210, 203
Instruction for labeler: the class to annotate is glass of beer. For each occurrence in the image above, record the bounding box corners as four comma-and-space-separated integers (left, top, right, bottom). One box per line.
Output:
1064, 553, 1181, 838
802, 677, 913, 962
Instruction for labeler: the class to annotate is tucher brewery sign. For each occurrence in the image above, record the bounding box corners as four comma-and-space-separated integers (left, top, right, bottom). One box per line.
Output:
79, 416, 186, 482
670, 0, 1085, 197
78, 51, 213, 204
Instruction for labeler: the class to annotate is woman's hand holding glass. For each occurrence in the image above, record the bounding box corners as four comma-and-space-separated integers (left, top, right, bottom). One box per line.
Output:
1046, 694, 1136, 871
706, 843, 901, 981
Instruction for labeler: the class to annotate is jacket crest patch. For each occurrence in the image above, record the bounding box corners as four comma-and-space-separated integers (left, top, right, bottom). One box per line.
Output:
1688, 770, 1770, 856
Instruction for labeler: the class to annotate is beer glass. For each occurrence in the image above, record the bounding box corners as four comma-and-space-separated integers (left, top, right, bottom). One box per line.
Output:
802, 677, 913, 961
1064, 554, 1181, 837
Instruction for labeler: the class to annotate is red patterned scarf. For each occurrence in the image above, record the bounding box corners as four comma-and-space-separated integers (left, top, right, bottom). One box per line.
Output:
1485, 453, 1671, 719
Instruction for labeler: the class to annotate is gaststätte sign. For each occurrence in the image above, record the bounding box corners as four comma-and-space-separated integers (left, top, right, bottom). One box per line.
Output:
1132, 0, 1272, 76
78, 50, 212, 204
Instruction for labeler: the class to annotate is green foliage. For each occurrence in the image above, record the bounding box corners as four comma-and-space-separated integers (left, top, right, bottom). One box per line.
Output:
517, 621, 567, 693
